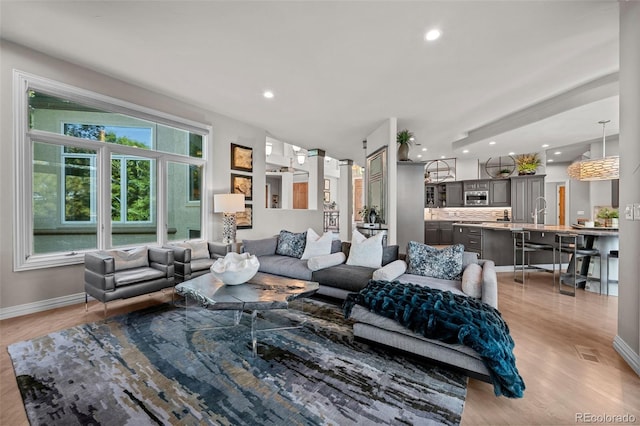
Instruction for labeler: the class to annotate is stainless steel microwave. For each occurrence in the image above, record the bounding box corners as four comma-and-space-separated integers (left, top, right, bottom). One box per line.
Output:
464, 190, 489, 206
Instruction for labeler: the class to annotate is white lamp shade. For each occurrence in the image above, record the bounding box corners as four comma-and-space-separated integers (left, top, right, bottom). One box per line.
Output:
214, 193, 245, 213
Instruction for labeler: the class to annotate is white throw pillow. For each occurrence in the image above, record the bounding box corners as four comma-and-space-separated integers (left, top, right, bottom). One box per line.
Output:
301, 228, 334, 259
461, 263, 483, 299
372, 260, 407, 281
173, 240, 210, 260
307, 252, 346, 271
107, 246, 149, 271
346, 231, 384, 268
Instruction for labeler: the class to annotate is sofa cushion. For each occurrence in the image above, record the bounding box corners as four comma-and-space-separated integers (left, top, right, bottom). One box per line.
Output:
191, 257, 215, 272
373, 260, 407, 281
312, 264, 375, 293
406, 241, 464, 280
276, 230, 307, 258
395, 273, 465, 296
301, 228, 333, 259
258, 255, 312, 280
463, 251, 479, 269
462, 263, 483, 298
330, 239, 342, 254
308, 252, 346, 271
114, 267, 165, 287
243, 237, 278, 257
346, 231, 384, 268
169, 240, 210, 260
106, 247, 149, 271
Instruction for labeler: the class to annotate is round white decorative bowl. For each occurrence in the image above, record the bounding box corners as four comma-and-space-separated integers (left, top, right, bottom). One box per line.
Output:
210, 252, 260, 285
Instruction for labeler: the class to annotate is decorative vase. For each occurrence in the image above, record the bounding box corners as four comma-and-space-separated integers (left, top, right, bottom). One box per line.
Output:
368, 208, 377, 224
398, 144, 410, 161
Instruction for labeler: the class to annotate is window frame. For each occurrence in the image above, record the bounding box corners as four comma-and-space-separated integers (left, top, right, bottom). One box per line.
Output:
13, 70, 210, 271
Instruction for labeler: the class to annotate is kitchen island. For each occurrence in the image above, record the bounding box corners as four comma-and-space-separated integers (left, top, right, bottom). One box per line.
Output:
453, 222, 619, 295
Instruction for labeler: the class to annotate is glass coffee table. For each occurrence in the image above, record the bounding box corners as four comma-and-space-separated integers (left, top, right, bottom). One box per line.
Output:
175, 272, 319, 356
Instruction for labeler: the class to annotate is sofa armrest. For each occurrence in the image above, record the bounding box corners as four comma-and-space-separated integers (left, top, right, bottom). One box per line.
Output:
165, 245, 191, 263
208, 242, 231, 259
149, 247, 175, 278
84, 252, 116, 292
478, 259, 498, 309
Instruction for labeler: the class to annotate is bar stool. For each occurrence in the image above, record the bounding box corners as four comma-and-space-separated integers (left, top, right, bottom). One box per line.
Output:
555, 233, 600, 296
605, 250, 618, 295
512, 231, 555, 284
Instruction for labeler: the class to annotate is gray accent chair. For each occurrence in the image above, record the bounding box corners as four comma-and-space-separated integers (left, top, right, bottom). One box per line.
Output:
84, 247, 175, 315
166, 241, 230, 282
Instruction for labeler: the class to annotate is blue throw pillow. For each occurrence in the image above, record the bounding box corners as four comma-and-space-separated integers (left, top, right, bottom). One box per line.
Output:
276, 230, 307, 258
406, 241, 464, 280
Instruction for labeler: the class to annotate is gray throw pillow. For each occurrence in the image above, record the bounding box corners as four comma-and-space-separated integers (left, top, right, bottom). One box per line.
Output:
406, 241, 464, 280
275, 230, 307, 258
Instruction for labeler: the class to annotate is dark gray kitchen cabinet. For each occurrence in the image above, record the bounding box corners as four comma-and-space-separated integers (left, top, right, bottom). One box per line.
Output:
424, 221, 455, 245
445, 182, 464, 207
510, 175, 545, 223
489, 179, 511, 207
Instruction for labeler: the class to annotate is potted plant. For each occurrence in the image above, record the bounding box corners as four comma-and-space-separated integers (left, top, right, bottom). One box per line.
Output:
397, 129, 414, 161
515, 153, 541, 175
596, 207, 619, 228
498, 168, 512, 178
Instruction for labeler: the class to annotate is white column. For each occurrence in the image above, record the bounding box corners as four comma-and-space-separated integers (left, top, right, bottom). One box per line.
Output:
307, 149, 325, 210
281, 172, 293, 209
339, 160, 354, 241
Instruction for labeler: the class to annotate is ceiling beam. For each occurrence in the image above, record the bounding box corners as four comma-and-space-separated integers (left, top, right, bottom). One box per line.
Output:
452, 72, 619, 150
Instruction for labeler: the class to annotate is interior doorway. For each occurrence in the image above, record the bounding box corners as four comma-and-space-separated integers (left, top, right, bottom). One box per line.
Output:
293, 182, 308, 209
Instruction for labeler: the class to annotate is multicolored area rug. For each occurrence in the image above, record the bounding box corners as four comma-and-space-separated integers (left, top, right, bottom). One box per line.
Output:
8, 299, 467, 425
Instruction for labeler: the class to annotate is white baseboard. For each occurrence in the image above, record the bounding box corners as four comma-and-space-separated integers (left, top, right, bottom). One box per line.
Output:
613, 335, 640, 377
0, 292, 86, 320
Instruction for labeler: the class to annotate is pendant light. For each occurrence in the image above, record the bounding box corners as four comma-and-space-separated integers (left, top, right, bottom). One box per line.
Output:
567, 120, 619, 181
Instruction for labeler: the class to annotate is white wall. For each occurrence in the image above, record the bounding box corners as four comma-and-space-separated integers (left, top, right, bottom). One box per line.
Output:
0, 41, 322, 314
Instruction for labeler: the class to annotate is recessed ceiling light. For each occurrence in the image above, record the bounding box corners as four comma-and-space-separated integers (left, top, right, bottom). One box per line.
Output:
554, 151, 562, 155
263, 90, 274, 99
440, 155, 446, 159
508, 152, 515, 156
425, 29, 441, 41
489, 141, 496, 145
409, 136, 415, 141
547, 159, 554, 163
417, 154, 422, 158
462, 149, 469, 154
421, 148, 427, 152
542, 144, 549, 148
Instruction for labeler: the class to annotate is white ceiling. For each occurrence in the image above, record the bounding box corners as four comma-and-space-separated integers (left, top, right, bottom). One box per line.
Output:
0, 1, 620, 164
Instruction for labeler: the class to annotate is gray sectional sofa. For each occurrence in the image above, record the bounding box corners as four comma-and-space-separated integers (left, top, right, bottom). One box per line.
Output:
242, 235, 498, 382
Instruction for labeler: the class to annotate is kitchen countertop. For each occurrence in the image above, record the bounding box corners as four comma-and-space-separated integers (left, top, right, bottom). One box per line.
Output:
453, 222, 619, 236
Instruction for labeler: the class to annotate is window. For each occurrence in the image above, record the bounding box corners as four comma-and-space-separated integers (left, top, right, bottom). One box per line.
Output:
14, 71, 209, 270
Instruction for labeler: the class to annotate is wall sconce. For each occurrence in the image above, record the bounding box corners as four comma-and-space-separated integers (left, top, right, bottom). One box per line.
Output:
297, 152, 306, 165
213, 193, 245, 244
265, 142, 273, 156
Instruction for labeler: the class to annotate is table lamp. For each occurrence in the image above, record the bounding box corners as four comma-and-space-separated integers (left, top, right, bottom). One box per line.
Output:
214, 193, 245, 244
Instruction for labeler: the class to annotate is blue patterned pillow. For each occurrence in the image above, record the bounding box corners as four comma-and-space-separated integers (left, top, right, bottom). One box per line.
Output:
276, 230, 307, 258
406, 241, 464, 280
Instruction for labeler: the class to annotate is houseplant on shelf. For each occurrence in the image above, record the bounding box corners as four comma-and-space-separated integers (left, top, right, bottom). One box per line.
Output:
498, 168, 512, 178
515, 153, 541, 175
596, 207, 619, 228
397, 129, 414, 161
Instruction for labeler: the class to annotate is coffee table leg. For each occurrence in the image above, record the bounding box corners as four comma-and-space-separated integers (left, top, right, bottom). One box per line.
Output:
251, 310, 258, 357
234, 310, 242, 325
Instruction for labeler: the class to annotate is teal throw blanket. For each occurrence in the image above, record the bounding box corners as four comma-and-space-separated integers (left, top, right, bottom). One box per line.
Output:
344, 280, 525, 398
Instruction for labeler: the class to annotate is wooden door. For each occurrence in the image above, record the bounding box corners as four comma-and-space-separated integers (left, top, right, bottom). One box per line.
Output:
354, 178, 363, 221
293, 182, 308, 209
558, 185, 566, 226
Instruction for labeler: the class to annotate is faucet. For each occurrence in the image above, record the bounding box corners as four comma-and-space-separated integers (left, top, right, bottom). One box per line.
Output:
532, 197, 547, 226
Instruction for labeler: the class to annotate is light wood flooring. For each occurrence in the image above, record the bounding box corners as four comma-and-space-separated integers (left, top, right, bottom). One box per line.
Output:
1, 273, 639, 425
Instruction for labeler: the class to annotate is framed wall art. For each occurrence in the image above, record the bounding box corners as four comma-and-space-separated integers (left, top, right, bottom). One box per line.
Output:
231, 173, 253, 200
231, 143, 253, 172
236, 204, 253, 229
